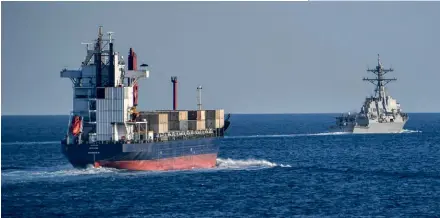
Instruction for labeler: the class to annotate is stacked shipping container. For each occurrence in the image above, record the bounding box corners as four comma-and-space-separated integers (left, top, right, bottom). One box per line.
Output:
145, 113, 169, 134
136, 109, 225, 134
168, 111, 188, 131
188, 110, 206, 130
205, 109, 225, 129
96, 87, 129, 141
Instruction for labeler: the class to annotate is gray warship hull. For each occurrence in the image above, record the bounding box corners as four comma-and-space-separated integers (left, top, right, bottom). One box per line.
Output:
330, 120, 407, 134
330, 54, 409, 134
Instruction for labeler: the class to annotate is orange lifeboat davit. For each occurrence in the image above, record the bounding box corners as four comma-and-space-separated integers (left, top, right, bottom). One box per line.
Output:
70, 115, 82, 136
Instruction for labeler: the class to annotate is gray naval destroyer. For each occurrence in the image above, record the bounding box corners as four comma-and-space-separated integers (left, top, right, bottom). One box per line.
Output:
330, 54, 409, 134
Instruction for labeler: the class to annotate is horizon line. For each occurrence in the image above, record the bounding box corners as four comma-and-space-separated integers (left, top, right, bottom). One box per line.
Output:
2, 112, 440, 116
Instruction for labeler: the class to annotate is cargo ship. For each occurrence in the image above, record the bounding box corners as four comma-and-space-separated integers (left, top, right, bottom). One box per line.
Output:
60, 26, 231, 171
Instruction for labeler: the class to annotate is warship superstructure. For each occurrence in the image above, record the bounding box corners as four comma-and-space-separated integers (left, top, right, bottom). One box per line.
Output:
330, 54, 408, 133
60, 26, 231, 171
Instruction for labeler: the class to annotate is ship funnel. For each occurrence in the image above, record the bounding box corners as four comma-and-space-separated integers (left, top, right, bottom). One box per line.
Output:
171, 76, 178, 110
197, 85, 202, 110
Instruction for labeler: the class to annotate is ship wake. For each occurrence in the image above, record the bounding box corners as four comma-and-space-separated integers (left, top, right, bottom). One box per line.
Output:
224, 129, 421, 140
216, 158, 291, 170
1, 164, 124, 184
400, 129, 422, 133
224, 132, 348, 140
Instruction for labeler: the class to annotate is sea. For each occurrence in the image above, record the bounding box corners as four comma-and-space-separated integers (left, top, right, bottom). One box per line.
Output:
2, 113, 440, 217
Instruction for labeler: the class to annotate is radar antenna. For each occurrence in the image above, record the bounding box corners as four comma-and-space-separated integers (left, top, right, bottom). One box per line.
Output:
81, 42, 93, 50
363, 54, 396, 99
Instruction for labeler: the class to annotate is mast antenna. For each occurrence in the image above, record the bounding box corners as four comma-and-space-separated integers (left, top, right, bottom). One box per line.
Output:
107, 31, 114, 43
363, 54, 396, 99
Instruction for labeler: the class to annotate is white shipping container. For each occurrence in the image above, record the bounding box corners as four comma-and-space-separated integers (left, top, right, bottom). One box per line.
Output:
110, 99, 123, 111
105, 87, 124, 100
97, 122, 112, 137
179, 120, 188, 131
105, 87, 112, 100
107, 110, 123, 123
97, 99, 112, 111
96, 110, 106, 123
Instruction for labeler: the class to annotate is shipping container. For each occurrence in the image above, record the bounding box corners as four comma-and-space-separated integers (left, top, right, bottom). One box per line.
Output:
105, 87, 124, 100
168, 120, 180, 131
205, 109, 225, 120
188, 110, 205, 120
149, 123, 169, 133
179, 120, 188, 131
167, 120, 190, 131
205, 118, 225, 129
168, 111, 188, 121
188, 120, 205, 130
146, 113, 168, 125
96, 122, 112, 140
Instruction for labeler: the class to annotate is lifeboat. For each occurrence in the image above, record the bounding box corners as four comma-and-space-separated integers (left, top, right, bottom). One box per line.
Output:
70, 115, 82, 136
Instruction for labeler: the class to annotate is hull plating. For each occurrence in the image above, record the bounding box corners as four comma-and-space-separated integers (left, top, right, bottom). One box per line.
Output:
96, 153, 217, 171
62, 138, 219, 171
330, 120, 407, 134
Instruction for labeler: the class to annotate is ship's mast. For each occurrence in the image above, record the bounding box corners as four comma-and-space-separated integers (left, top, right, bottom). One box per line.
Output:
363, 54, 396, 99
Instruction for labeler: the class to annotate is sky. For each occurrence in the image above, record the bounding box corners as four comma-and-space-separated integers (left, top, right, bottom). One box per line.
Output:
1, 2, 439, 115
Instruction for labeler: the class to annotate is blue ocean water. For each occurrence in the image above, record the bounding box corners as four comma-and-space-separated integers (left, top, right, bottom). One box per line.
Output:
2, 113, 440, 217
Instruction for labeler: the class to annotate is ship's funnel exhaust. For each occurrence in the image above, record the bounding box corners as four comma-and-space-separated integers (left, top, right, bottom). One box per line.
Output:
171, 76, 178, 110
128, 48, 139, 106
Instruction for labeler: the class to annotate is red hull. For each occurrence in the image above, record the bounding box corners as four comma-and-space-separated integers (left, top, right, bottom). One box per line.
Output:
94, 153, 217, 171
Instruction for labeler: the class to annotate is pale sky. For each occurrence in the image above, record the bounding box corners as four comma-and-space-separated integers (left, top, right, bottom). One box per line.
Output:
2, 2, 439, 115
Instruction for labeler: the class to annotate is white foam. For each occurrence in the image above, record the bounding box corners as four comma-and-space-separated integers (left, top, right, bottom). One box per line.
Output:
400, 129, 422, 133
1, 164, 123, 184
216, 158, 291, 170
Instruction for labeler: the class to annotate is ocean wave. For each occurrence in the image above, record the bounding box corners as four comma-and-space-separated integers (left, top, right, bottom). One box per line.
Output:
1, 141, 59, 146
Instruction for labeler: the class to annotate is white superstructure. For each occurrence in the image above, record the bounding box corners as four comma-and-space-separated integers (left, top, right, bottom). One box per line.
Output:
61, 26, 149, 144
